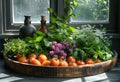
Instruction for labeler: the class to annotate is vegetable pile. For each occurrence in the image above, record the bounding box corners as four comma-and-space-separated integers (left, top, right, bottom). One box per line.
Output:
2, 25, 114, 66
2, 0, 114, 66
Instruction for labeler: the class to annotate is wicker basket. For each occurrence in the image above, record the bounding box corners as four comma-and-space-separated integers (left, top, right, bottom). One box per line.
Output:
4, 51, 117, 77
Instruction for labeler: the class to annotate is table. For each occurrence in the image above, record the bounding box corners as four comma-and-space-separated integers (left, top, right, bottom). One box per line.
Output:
0, 58, 120, 82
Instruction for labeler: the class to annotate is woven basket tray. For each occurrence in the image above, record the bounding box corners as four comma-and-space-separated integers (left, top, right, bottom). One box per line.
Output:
4, 51, 117, 77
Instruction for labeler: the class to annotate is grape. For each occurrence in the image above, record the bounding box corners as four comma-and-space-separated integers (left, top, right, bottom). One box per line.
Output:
50, 45, 55, 50
61, 40, 70, 49
61, 52, 67, 57
53, 54, 58, 58
62, 45, 65, 49
55, 47, 60, 53
52, 41, 57, 45
49, 51, 55, 56
59, 50, 64, 55
69, 48, 73, 53
49, 40, 76, 58
57, 43, 62, 49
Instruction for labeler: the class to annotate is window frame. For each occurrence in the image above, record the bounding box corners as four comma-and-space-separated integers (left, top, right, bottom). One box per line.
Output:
68, 0, 117, 33
0, 0, 3, 35
1, 0, 56, 35
0, 0, 119, 36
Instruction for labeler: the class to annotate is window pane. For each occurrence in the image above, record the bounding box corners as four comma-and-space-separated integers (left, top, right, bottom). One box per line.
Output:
12, 0, 50, 24
71, 0, 109, 23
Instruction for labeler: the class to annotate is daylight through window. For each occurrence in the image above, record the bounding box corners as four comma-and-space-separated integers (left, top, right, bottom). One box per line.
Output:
12, 0, 50, 24
71, 0, 109, 23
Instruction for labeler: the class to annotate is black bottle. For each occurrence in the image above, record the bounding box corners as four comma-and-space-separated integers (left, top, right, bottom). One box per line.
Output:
19, 16, 36, 38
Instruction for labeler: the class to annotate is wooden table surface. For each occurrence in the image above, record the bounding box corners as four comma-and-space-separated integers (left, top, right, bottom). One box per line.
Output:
0, 58, 120, 82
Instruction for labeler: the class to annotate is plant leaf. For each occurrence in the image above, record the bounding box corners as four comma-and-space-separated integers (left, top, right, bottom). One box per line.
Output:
47, 8, 54, 13
43, 38, 52, 47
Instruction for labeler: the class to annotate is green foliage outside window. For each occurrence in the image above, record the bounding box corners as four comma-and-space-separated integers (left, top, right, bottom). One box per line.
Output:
72, 0, 109, 22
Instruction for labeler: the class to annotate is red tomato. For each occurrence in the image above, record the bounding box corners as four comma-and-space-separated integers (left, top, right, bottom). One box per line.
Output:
59, 60, 68, 66
42, 60, 50, 66
38, 54, 48, 63
18, 56, 28, 63
68, 62, 77, 66
86, 58, 94, 64
67, 56, 76, 63
76, 60, 85, 65
30, 59, 41, 66
28, 53, 36, 60
50, 58, 60, 66
59, 56, 66, 61
95, 59, 102, 63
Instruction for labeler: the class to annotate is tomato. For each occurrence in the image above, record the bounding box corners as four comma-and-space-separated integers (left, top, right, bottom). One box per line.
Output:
38, 54, 48, 63
59, 60, 68, 66
68, 62, 77, 66
30, 59, 41, 66
28, 53, 36, 60
42, 60, 50, 66
59, 56, 65, 61
86, 58, 94, 64
15, 53, 22, 59
76, 60, 85, 66
50, 58, 60, 66
95, 59, 102, 63
18, 56, 28, 63
67, 56, 76, 63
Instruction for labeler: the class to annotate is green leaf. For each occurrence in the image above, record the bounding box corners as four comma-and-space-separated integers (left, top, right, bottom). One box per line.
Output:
105, 52, 112, 60
73, 50, 78, 59
43, 38, 52, 47
98, 50, 104, 59
35, 36, 43, 42
50, 17, 56, 23
73, 0, 78, 6
69, 26, 76, 32
35, 43, 40, 50
47, 8, 54, 13
93, 53, 98, 59
70, 14, 76, 18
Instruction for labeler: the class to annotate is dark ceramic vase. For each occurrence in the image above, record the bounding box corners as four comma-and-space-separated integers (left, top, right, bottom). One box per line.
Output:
19, 16, 36, 38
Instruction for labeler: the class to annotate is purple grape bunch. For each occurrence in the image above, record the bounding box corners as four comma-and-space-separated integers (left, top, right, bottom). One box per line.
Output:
49, 41, 75, 58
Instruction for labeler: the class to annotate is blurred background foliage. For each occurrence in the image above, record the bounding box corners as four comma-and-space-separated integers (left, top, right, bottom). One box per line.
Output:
72, 0, 109, 22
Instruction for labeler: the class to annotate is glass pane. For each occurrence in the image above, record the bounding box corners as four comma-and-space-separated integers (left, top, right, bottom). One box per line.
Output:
12, 0, 50, 23
71, 0, 109, 23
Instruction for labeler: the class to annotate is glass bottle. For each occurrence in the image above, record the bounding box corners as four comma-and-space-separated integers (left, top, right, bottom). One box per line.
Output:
39, 16, 48, 36
19, 16, 36, 38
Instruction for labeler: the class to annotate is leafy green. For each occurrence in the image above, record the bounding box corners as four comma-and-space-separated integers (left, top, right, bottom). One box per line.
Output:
23, 31, 45, 55
71, 25, 113, 61
3, 38, 28, 59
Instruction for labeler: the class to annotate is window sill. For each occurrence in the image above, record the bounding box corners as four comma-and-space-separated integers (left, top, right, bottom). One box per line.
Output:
0, 33, 120, 39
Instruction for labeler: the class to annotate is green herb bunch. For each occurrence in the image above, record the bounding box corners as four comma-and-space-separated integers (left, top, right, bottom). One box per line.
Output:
3, 38, 28, 59
72, 25, 113, 61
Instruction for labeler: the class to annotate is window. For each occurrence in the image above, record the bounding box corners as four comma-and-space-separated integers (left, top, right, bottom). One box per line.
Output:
12, 0, 50, 24
1, 0, 52, 35
71, 0, 109, 23
0, 0, 119, 35
69, 0, 117, 33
